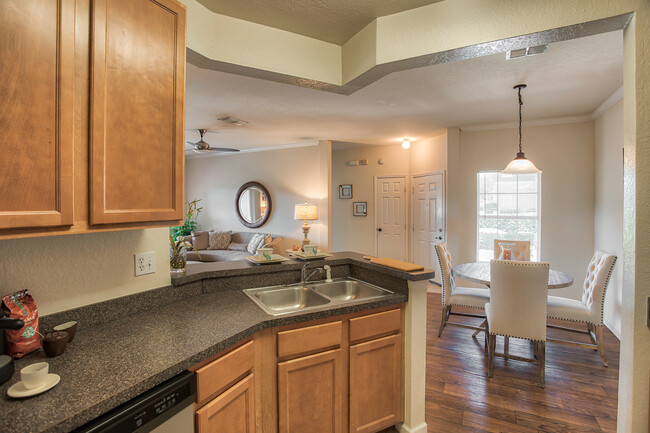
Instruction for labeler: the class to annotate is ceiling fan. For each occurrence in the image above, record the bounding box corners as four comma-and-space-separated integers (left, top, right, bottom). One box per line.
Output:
187, 129, 240, 153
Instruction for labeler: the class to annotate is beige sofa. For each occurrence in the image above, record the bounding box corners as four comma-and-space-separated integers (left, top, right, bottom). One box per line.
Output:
183, 231, 282, 262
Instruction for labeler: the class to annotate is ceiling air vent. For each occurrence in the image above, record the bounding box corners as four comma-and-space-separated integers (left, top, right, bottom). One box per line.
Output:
507, 44, 548, 60
218, 116, 248, 126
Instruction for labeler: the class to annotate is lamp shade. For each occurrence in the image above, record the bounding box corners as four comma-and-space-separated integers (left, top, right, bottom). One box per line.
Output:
294, 202, 318, 220
502, 152, 542, 174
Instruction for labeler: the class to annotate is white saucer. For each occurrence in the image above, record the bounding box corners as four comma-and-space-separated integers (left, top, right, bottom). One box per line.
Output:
7, 373, 60, 398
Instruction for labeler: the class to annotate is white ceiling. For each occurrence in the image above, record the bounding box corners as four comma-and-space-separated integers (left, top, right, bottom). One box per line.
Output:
185, 31, 623, 154
194, 0, 444, 45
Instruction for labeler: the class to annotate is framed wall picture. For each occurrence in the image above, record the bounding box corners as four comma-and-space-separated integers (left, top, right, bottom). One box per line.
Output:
339, 184, 352, 199
353, 202, 367, 216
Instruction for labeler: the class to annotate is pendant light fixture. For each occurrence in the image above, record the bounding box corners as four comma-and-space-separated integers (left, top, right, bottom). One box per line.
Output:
502, 84, 541, 174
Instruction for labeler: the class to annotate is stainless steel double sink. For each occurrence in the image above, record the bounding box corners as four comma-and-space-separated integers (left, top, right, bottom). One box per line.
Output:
243, 277, 394, 316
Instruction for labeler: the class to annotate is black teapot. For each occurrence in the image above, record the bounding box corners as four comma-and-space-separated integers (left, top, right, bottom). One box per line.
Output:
0, 310, 24, 384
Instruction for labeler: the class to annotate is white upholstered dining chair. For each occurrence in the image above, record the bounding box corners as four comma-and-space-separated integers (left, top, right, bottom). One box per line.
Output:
434, 242, 490, 338
486, 260, 549, 387
546, 250, 617, 366
493, 239, 531, 261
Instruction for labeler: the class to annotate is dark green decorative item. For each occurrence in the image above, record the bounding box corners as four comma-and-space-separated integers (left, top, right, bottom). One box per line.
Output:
170, 199, 203, 238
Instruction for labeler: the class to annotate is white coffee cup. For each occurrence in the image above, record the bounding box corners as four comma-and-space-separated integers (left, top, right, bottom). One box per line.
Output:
21, 362, 49, 390
304, 245, 319, 256
257, 247, 273, 260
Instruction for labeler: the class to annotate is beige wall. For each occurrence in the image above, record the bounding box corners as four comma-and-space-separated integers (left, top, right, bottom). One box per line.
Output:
331, 135, 449, 257
409, 132, 448, 176
185, 145, 330, 250
0, 228, 171, 315
594, 98, 624, 339
331, 144, 409, 255
457, 122, 595, 300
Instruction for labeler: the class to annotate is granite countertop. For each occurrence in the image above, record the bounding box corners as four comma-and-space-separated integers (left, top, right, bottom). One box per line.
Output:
0, 254, 429, 433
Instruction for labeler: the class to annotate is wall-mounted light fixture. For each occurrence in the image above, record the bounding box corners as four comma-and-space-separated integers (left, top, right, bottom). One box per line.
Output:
401, 138, 411, 149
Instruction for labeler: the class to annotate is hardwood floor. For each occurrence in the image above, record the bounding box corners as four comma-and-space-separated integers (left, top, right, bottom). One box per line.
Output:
425, 293, 620, 433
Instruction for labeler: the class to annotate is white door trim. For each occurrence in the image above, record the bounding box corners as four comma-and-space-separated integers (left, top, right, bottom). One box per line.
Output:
409, 170, 446, 264
373, 175, 408, 258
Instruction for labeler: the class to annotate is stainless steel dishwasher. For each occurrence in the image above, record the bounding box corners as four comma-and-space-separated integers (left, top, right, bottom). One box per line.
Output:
74, 370, 195, 433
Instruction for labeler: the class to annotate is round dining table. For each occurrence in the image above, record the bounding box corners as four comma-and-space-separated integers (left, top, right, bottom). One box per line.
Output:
452, 261, 574, 289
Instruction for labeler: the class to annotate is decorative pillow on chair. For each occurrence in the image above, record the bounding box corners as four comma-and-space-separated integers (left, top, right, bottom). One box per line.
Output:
191, 231, 212, 250
247, 233, 268, 255
208, 230, 232, 250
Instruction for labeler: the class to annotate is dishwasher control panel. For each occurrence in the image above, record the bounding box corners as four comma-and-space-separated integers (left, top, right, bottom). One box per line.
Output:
74, 370, 196, 433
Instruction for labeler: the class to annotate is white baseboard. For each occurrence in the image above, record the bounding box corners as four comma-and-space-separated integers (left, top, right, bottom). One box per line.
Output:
396, 422, 428, 433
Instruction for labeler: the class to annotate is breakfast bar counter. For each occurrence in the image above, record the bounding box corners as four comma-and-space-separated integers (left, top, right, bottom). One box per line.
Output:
0, 252, 432, 433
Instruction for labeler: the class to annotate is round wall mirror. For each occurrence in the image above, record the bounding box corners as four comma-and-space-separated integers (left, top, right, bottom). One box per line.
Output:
235, 182, 272, 228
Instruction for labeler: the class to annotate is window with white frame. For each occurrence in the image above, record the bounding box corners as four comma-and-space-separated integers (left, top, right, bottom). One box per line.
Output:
477, 171, 541, 261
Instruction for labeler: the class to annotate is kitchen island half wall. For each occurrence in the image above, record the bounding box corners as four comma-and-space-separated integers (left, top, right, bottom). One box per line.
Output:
0, 252, 432, 433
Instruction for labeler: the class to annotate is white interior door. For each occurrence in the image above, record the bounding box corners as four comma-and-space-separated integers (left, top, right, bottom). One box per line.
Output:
411, 172, 444, 269
375, 176, 407, 261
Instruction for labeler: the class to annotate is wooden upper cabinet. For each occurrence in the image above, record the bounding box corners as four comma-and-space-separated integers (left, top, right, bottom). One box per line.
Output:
0, 0, 74, 229
90, 0, 185, 224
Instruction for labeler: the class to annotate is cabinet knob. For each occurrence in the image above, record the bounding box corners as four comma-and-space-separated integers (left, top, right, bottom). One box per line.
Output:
377, 228, 383, 232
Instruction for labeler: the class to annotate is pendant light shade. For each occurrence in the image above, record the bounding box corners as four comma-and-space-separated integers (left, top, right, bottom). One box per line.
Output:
502, 84, 541, 174
503, 152, 542, 173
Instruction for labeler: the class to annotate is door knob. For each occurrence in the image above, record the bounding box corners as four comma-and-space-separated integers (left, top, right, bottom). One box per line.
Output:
377, 228, 383, 232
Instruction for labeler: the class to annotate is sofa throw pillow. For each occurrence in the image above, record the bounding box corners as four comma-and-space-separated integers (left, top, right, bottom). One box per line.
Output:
208, 230, 232, 250
227, 242, 248, 252
191, 231, 211, 250
261, 234, 273, 249
247, 233, 268, 255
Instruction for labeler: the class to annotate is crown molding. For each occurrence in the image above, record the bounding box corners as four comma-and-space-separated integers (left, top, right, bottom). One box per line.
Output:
591, 86, 624, 120
460, 115, 592, 132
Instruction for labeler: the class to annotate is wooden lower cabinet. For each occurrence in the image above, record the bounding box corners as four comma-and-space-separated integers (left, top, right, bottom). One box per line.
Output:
278, 349, 343, 433
193, 306, 403, 433
349, 334, 403, 433
196, 373, 255, 433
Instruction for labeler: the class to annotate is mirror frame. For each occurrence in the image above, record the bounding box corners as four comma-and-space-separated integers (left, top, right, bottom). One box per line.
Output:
235, 181, 272, 228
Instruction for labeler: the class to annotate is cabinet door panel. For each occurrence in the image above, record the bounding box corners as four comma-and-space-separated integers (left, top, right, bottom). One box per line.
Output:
0, 0, 74, 229
350, 334, 403, 433
195, 341, 254, 405
196, 374, 255, 433
278, 349, 342, 433
90, 0, 185, 224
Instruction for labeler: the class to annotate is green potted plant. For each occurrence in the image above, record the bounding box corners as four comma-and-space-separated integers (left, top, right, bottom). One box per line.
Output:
169, 199, 203, 272
169, 235, 200, 273
170, 199, 203, 238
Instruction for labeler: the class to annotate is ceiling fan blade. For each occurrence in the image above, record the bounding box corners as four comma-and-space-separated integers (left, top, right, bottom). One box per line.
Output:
186, 141, 199, 146
207, 147, 240, 152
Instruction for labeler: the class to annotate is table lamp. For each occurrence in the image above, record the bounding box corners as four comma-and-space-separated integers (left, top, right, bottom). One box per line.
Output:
294, 202, 318, 246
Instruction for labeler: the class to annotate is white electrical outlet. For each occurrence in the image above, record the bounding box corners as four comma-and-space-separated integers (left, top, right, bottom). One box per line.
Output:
134, 252, 156, 276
